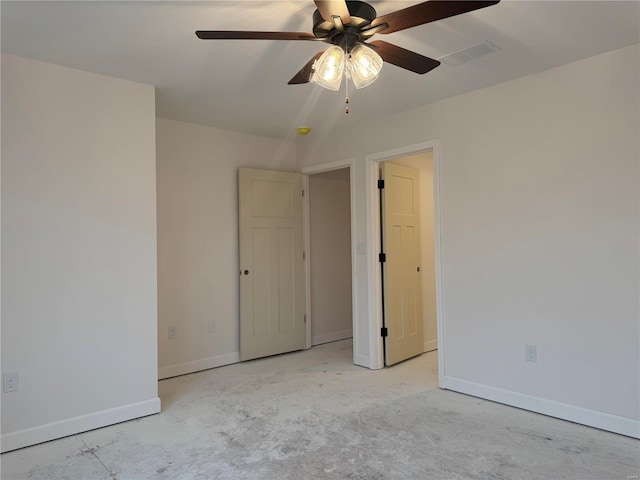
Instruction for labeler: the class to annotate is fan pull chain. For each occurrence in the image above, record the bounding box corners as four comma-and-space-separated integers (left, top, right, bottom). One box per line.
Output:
345, 61, 350, 114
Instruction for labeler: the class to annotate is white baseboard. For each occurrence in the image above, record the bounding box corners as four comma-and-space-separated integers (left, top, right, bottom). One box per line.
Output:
312, 329, 353, 346
441, 376, 640, 439
158, 352, 240, 380
424, 339, 438, 352
1, 397, 161, 453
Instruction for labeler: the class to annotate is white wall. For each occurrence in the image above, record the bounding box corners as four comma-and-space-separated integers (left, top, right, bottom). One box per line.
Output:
392, 152, 437, 352
156, 118, 296, 379
1, 54, 159, 452
297, 44, 640, 437
309, 168, 352, 346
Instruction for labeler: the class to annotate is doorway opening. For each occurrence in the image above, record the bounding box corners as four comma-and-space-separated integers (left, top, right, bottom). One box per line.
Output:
302, 159, 357, 363
366, 141, 444, 379
380, 153, 438, 366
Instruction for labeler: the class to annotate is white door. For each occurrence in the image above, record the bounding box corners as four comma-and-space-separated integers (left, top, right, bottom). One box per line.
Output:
381, 162, 424, 365
238, 168, 306, 361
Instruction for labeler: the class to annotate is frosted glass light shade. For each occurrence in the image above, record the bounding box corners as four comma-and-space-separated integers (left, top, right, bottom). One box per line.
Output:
311, 46, 345, 91
348, 44, 383, 89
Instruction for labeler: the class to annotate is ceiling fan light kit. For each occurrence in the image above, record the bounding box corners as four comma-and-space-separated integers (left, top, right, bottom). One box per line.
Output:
196, 0, 501, 101
309, 43, 383, 91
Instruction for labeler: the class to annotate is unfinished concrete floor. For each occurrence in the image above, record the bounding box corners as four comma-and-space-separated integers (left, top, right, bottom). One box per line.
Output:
2, 339, 639, 479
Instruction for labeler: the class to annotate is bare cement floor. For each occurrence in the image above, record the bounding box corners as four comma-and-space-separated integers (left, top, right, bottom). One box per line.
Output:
2, 339, 639, 479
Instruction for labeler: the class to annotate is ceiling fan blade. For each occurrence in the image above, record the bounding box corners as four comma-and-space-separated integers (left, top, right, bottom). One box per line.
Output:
371, 1, 500, 34
314, 0, 351, 24
288, 50, 325, 85
196, 31, 317, 41
369, 40, 440, 74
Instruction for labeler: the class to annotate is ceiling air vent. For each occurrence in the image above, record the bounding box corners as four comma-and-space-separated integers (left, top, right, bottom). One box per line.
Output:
439, 41, 501, 67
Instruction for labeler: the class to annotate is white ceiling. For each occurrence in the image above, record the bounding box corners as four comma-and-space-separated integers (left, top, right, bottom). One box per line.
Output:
2, 1, 639, 140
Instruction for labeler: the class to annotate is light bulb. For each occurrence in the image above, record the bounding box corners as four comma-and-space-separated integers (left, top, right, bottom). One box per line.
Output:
311, 46, 345, 91
348, 44, 383, 89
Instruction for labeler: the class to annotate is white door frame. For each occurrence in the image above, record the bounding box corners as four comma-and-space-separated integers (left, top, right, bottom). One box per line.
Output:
301, 158, 358, 363
365, 140, 446, 381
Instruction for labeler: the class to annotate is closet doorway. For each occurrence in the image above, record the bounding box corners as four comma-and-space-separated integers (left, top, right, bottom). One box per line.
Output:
307, 167, 354, 347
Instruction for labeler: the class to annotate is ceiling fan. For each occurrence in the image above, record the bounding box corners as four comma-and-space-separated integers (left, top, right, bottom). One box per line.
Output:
196, 0, 499, 91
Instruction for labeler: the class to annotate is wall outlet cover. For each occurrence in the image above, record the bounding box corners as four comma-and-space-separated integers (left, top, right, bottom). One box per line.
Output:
168, 326, 177, 340
525, 345, 537, 363
3, 372, 19, 393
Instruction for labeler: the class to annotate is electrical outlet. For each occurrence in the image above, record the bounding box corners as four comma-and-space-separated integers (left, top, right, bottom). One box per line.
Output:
208, 320, 216, 334
525, 345, 537, 363
3, 372, 18, 393
168, 326, 177, 340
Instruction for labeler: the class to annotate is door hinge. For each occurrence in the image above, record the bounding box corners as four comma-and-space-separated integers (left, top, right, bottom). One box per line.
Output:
303, 251, 306, 260
302, 189, 305, 197
379, 253, 386, 263
377, 179, 385, 189
304, 314, 307, 323
381, 327, 388, 337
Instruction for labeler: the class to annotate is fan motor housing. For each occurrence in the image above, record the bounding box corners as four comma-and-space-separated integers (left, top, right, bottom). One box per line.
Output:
312, 0, 377, 40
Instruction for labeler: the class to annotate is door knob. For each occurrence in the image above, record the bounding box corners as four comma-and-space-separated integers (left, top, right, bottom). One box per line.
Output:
417, 266, 420, 272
